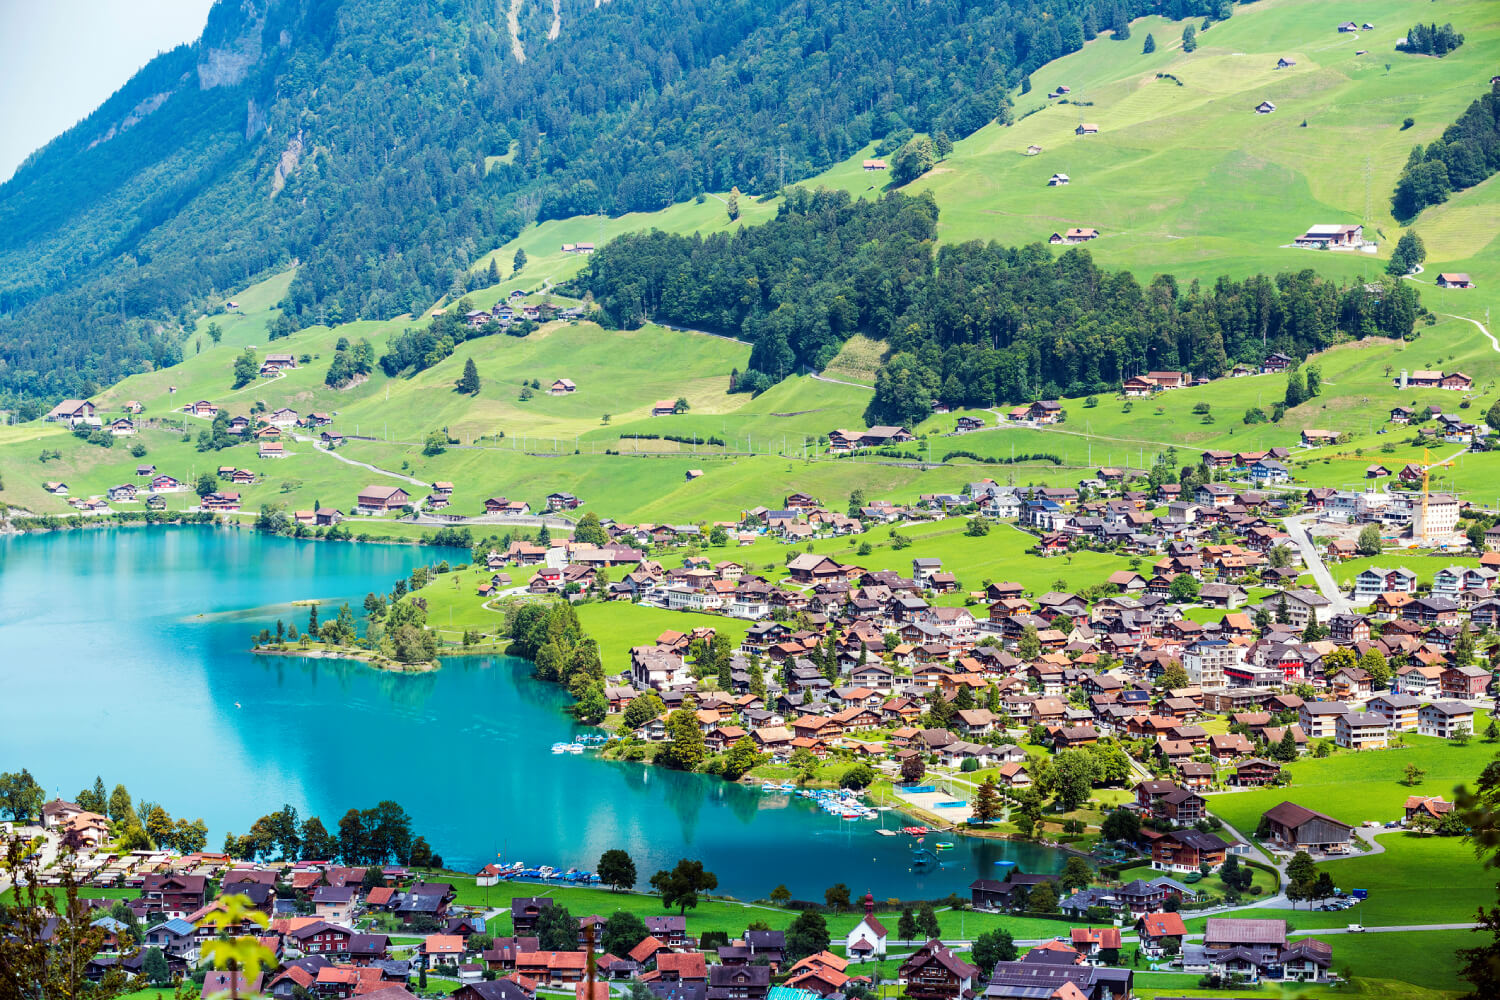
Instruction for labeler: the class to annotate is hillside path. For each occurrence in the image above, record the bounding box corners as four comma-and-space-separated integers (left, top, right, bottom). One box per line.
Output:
810, 372, 874, 389
297, 435, 428, 487
1446, 312, 1499, 354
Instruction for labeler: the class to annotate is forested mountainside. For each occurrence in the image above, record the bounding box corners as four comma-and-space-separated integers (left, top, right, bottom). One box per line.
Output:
571, 189, 1422, 426
0, 0, 1235, 405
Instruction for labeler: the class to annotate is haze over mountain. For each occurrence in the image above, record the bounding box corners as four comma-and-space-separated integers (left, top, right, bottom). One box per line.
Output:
0, 0, 1197, 404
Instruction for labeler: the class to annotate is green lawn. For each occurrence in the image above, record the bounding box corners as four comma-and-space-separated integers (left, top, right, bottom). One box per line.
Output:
1207, 726, 1498, 834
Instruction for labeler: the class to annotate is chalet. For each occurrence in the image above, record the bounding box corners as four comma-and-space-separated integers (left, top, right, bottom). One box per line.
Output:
356, 485, 411, 513
862, 159, 887, 171
898, 940, 977, 1000
1276, 57, 1296, 69
1152, 830, 1228, 873
1406, 796, 1455, 824
1390, 405, 1415, 424
546, 492, 582, 511
1300, 429, 1340, 447
185, 400, 219, 417
1029, 400, 1064, 424
262, 353, 298, 372
258, 441, 285, 459
1049, 228, 1099, 244
45, 399, 97, 425
1254, 101, 1277, 114
1138, 912, 1187, 957
1047, 173, 1070, 186
108, 418, 135, 436
1436, 273, 1474, 289
549, 379, 577, 395
1261, 801, 1353, 854
1123, 376, 1156, 397
651, 400, 678, 417
1075, 123, 1099, 135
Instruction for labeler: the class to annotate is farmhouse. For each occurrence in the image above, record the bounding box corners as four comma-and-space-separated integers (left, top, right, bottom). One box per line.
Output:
45, 399, 97, 425
1254, 101, 1276, 114
1049, 228, 1099, 244
356, 485, 412, 513
862, 159, 887, 171
1276, 57, 1296, 68
1294, 224, 1363, 249
651, 400, 678, 417
1075, 123, 1099, 135
1047, 173, 1070, 186
1436, 272, 1474, 289
549, 379, 577, 394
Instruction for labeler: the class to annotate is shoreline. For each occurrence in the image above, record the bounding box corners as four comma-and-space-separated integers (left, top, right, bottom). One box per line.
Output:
251, 645, 440, 673
1, 512, 456, 549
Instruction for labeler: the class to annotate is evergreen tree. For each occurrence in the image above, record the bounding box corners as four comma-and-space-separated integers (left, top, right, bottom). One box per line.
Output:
972, 777, 1002, 824
487, 258, 501, 285
1181, 23, 1197, 52
727, 186, 741, 221
1284, 367, 1307, 408
457, 357, 481, 394
1143, 33, 1156, 54
513, 248, 528, 274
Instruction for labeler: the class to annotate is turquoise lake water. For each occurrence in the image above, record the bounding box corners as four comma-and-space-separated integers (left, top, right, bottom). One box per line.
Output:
0, 526, 1062, 897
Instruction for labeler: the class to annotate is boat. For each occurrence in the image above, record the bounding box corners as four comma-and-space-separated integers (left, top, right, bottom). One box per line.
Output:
901, 826, 930, 836
537, 866, 556, 878
567, 743, 584, 754
994, 859, 1016, 867
550, 743, 568, 754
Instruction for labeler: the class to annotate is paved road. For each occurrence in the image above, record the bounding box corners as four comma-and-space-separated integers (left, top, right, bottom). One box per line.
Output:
1283, 513, 1353, 615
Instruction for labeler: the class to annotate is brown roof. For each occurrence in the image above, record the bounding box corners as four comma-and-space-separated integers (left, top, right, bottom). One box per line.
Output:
1204, 918, 1286, 946
1262, 800, 1350, 832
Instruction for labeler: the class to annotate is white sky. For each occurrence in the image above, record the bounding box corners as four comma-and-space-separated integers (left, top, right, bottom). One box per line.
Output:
0, 0, 215, 183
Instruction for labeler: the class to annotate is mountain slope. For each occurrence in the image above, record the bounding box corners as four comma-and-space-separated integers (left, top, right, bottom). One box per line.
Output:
0, 0, 1207, 403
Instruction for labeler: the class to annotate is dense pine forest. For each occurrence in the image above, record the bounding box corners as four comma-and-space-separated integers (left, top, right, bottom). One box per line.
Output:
571, 189, 1422, 426
0, 0, 1238, 404
1392, 80, 1500, 222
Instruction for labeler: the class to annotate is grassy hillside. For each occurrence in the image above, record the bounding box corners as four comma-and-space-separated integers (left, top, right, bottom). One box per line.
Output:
8, 0, 1500, 525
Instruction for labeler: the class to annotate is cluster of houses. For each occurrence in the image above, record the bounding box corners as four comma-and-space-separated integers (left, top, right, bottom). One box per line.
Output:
972, 871, 1335, 985
460, 294, 586, 332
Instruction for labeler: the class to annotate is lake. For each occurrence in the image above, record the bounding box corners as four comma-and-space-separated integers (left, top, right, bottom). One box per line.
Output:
0, 526, 1062, 897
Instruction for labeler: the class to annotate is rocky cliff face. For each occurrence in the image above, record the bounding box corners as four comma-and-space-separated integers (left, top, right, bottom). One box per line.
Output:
196, 0, 274, 90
